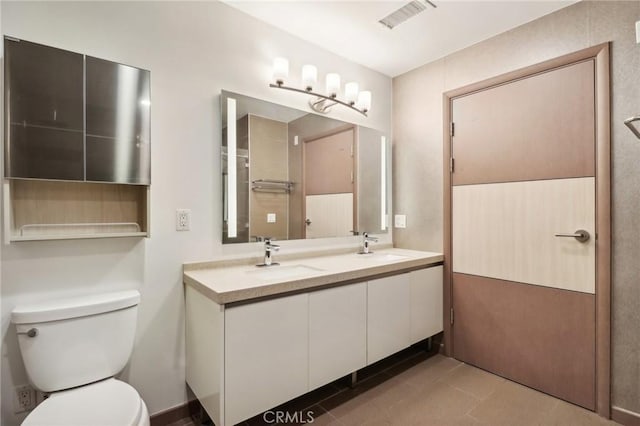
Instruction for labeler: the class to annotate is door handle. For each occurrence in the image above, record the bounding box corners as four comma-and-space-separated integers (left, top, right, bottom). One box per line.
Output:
305, 219, 312, 226
555, 229, 590, 243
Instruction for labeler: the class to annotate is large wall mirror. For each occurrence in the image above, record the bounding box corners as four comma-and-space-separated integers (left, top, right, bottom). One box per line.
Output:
222, 90, 390, 244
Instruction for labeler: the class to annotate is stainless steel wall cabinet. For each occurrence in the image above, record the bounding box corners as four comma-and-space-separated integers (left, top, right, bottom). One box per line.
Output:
4, 37, 151, 185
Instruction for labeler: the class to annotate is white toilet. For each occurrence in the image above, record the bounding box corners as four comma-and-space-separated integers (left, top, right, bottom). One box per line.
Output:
11, 290, 150, 426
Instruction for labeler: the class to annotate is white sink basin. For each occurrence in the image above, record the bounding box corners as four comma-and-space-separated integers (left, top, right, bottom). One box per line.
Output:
247, 264, 324, 280
359, 253, 410, 262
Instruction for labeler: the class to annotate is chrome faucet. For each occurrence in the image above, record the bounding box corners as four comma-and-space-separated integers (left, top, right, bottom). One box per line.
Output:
260, 238, 280, 267
359, 232, 378, 254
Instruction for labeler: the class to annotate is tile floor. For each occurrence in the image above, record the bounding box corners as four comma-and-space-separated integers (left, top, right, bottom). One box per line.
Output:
172, 347, 617, 426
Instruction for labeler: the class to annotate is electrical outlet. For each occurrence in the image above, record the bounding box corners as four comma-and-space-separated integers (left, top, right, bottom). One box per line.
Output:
394, 214, 407, 228
14, 384, 36, 413
176, 209, 191, 231
267, 213, 276, 223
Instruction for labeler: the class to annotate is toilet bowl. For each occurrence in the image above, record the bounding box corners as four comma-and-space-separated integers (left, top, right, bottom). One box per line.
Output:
22, 378, 149, 426
11, 290, 150, 426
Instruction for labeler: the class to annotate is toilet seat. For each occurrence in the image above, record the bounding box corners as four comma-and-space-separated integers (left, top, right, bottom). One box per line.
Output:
22, 378, 149, 426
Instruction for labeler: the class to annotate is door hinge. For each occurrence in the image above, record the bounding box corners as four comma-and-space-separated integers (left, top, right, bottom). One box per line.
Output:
450, 122, 455, 137
450, 307, 454, 325
450, 158, 455, 173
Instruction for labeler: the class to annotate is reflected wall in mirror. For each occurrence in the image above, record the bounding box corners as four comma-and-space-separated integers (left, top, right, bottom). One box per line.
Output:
222, 90, 389, 244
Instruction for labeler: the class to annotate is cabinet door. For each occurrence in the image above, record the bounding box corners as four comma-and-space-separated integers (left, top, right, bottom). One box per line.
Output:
85, 56, 150, 184
367, 274, 411, 365
410, 266, 444, 344
225, 294, 308, 425
4, 38, 84, 180
309, 283, 366, 390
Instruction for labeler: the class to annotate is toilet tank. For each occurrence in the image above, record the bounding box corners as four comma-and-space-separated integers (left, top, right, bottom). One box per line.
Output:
11, 290, 140, 392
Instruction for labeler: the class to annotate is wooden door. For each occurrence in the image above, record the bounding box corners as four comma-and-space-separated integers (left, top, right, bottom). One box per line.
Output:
450, 59, 598, 409
303, 128, 355, 238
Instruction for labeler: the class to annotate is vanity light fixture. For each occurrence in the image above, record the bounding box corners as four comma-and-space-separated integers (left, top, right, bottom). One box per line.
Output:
269, 57, 371, 117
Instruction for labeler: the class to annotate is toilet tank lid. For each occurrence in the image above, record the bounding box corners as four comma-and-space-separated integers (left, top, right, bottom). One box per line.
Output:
11, 290, 141, 324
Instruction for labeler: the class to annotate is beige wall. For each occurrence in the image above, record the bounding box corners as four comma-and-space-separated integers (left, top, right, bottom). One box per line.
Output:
249, 115, 289, 241
393, 0, 640, 416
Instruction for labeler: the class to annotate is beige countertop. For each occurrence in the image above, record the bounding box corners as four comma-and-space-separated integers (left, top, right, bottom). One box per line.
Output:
183, 247, 444, 305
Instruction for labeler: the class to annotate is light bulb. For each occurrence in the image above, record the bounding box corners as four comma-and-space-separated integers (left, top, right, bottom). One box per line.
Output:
345, 82, 359, 105
357, 91, 372, 112
273, 57, 289, 85
302, 65, 317, 91
326, 73, 341, 97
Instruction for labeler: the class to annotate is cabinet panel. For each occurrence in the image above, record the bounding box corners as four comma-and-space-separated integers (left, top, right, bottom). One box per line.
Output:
8, 126, 84, 180
410, 266, 443, 344
85, 57, 150, 184
309, 283, 366, 390
85, 135, 150, 184
185, 286, 224, 426
225, 294, 308, 425
4, 38, 84, 180
367, 274, 411, 365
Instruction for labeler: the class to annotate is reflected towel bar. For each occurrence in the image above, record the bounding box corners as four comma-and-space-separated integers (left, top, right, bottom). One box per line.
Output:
251, 179, 294, 193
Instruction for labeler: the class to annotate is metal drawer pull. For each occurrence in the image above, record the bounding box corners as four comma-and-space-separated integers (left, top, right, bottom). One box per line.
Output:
555, 229, 590, 243
17, 328, 38, 338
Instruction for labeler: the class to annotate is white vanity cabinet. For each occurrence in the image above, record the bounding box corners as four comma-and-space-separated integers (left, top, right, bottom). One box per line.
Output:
410, 266, 444, 344
367, 274, 412, 364
309, 283, 367, 389
185, 261, 443, 426
367, 265, 444, 364
225, 294, 309, 426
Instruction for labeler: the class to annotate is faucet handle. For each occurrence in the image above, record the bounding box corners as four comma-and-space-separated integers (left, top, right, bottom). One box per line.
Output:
264, 237, 280, 250
362, 232, 378, 242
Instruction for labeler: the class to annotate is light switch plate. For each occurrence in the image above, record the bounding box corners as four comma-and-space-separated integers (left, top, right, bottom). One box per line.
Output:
267, 213, 276, 223
394, 214, 407, 228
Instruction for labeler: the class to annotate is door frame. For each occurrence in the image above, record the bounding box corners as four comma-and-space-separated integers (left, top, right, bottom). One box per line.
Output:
442, 43, 611, 417
301, 124, 358, 238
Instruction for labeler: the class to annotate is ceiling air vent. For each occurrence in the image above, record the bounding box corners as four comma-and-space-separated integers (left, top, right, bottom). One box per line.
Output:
378, 0, 437, 29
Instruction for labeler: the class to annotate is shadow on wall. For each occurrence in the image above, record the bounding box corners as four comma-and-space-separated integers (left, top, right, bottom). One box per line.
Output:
120, 272, 189, 407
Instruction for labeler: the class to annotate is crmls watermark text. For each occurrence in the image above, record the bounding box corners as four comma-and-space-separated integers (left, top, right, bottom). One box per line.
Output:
263, 410, 315, 424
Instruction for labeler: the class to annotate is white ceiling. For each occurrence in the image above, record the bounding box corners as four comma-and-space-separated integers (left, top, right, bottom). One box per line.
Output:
223, 0, 576, 77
